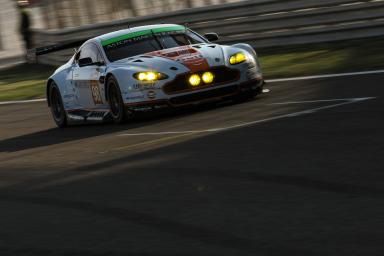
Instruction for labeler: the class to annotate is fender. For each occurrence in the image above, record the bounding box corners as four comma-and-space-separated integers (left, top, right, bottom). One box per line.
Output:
232, 43, 258, 59
232, 43, 262, 72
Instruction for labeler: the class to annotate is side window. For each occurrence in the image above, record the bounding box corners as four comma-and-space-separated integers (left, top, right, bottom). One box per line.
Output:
78, 43, 103, 64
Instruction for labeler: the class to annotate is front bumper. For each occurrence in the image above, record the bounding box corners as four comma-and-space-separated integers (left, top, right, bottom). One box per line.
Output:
124, 78, 264, 112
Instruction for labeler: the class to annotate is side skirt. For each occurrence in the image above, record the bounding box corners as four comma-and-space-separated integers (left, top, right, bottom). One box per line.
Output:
66, 109, 111, 125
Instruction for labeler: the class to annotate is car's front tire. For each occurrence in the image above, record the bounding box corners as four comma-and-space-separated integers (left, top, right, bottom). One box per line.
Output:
107, 76, 128, 124
49, 82, 67, 128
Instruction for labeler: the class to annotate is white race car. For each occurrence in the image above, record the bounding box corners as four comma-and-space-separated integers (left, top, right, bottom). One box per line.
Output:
45, 24, 264, 127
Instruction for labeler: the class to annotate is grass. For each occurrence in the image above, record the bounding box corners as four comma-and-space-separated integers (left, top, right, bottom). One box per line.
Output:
0, 64, 56, 101
258, 36, 384, 78
1, 36, 383, 101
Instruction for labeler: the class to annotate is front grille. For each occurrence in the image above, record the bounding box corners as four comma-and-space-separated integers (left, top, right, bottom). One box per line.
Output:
163, 66, 240, 95
169, 85, 238, 106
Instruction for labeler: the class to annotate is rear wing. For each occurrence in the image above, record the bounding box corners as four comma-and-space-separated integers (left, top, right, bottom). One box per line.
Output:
27, 38, 89, 63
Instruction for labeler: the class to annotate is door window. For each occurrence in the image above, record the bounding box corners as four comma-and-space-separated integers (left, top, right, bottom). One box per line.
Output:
77, 43, 104, 64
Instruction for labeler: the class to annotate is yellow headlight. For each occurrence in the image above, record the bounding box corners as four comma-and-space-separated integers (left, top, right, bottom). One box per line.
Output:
229, 56, 237, 65
189, 74, 201, 86
138, 72, 147, 81
202, 72, 214, 84
229, 52, 247, 65
146, 72, 157, 81
135, 71, 167, 81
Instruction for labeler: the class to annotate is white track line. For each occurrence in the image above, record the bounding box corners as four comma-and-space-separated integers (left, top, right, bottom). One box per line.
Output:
117, 97, 376, 137
0, 98, 46, 105
1, 69, 384, 105
266, 69, 384, 83
269, 97, 375, 105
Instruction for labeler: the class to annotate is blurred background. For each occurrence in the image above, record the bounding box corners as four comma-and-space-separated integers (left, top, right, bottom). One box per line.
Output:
0, 0, 383, 101
0, 0, 238, 64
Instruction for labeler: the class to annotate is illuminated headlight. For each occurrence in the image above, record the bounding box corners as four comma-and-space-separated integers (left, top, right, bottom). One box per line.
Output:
202, 72, 214, 84
134, 71, 167, 81
229, 52, 247, 65
188, 74, 201, 86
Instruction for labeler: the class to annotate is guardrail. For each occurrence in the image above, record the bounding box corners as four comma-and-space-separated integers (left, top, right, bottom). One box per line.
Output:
32, 0, 384, 65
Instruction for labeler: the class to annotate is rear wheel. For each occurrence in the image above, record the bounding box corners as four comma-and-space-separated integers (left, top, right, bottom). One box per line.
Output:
107, 76, 127, 124
49, 83, 67, 128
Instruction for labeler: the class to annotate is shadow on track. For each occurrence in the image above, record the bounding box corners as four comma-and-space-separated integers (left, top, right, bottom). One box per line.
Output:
0, 100, 239, 153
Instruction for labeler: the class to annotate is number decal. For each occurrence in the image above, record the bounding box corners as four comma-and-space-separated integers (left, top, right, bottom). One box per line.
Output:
90, 81, 103, 104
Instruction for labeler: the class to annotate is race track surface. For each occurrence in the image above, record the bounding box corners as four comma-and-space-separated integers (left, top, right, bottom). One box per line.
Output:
0, 73, 384, 255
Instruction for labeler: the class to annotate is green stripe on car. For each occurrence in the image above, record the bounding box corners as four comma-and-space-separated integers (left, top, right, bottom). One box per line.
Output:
101, 25, 185, 46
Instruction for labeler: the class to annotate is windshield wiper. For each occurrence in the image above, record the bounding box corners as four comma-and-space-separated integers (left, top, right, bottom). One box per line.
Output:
151, 30, 164, 50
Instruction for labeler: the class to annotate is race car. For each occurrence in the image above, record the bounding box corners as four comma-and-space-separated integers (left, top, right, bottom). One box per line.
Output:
45, 24, 264, 127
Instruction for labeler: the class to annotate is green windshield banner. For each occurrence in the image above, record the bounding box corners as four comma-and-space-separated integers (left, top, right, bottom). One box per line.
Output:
101, 25, 185, 46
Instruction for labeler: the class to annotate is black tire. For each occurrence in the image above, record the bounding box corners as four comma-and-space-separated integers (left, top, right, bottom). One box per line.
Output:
49, 83, 67, 128
107, 76, 127, 124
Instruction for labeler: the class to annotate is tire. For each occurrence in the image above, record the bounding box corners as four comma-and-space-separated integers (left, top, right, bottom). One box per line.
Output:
107, 76, 127, 124
49, 83, 67, 128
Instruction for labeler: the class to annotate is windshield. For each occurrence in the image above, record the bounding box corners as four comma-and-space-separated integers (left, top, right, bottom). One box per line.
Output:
103, 30, 207, 62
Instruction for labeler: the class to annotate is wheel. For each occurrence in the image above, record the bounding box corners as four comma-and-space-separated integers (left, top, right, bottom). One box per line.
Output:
107, 76, 127, 124
49, 83, 67, 128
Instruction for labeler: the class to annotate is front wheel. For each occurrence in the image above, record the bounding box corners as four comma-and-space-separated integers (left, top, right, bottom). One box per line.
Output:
107, 76, 128, 124
49, 83, 67, 128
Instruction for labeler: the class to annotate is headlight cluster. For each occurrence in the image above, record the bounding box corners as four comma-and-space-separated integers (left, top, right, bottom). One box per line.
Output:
188, 71, 214, 87
134, 71, 168, 82
229, 52, 247, 65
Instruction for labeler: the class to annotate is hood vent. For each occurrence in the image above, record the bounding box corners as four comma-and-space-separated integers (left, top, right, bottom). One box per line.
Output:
208, 45, 216, 48
133, 59, 144, 63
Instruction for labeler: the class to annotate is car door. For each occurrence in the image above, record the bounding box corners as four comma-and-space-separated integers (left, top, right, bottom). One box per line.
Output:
72, 43, 107, 110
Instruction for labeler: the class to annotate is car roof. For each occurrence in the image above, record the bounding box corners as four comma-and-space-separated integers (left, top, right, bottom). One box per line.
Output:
90, 24, 185, 46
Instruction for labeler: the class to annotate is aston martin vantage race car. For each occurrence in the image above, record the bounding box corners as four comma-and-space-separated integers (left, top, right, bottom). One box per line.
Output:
45, 24, 264, 127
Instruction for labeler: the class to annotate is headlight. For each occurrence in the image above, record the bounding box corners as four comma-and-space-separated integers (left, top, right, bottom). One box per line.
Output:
202, 72, 214, 84
134, 71, 168, 81
188, 74, 201, 86
229, 52, 247, 65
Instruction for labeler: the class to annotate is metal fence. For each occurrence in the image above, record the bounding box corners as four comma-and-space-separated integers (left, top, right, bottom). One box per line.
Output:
29, 0, 239, 30
32, 0, 384, 65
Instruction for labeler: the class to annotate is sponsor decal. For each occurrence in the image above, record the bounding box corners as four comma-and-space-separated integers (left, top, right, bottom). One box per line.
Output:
126, 94, 145, 100
147, 45, 210, 72
132, 84, 141, 90
74, 81, 89, 88
131, 83, 157, 90
101, 25, 185, 47
133, 106, 153, 112
147, 90, 156, 99
90, 81, 103, 104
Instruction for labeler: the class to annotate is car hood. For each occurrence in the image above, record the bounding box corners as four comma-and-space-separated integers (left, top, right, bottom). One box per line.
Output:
108, 44, 228, 73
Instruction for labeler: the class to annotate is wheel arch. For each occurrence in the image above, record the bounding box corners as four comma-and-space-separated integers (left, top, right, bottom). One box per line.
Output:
104, 69, 131, 102
46, 78, 56, 107
232, 43, 258, 59
104, 72, 116, 102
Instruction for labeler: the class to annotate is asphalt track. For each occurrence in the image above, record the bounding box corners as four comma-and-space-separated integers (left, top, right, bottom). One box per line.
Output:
0, 73, 383, 255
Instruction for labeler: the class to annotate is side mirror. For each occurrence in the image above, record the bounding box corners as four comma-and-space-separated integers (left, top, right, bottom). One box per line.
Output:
204, 32, 219, 42
78, 57, 93, 67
